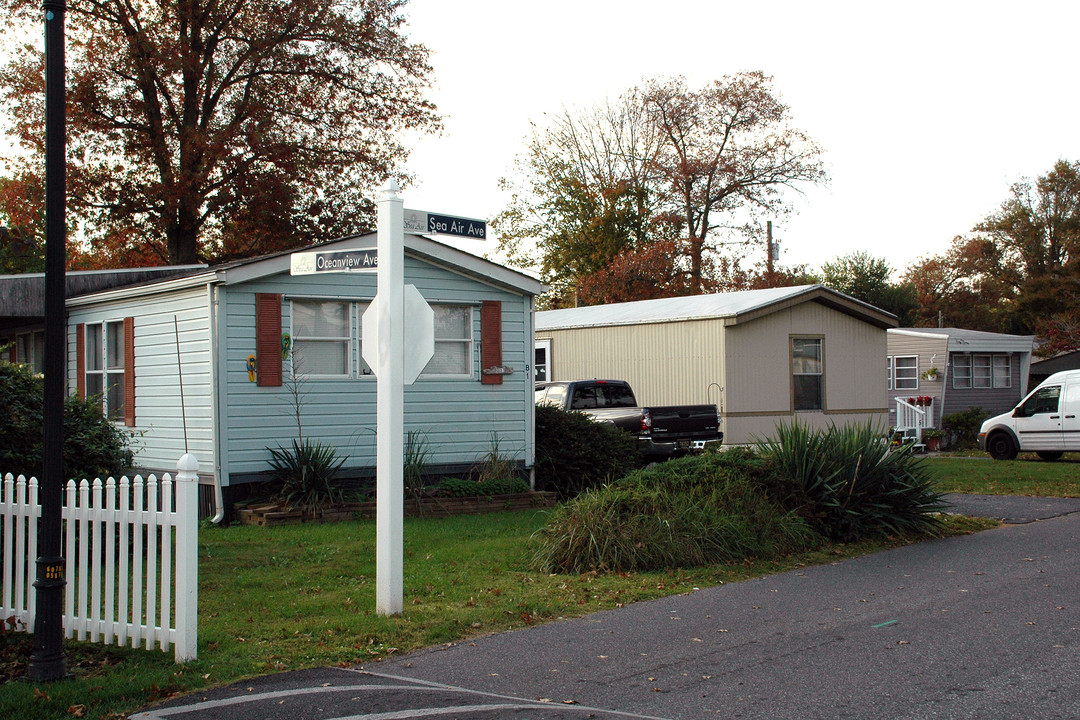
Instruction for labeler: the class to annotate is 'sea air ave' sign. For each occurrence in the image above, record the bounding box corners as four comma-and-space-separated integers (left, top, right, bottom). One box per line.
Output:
403, 209, 486, 239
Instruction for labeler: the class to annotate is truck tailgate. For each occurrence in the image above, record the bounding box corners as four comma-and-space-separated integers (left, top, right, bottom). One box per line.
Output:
648, 405, 720, 440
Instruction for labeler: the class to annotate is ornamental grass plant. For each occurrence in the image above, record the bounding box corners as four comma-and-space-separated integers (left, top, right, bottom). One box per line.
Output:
531, 448, 821, 574
757, 421, 948, 542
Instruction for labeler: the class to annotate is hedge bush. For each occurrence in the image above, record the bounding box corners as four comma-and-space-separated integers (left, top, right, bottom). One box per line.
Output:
533, 404, 643, 500
531, 448, 820, 573
941, 407, 990, 449
0, 360, 134, 481
438, 476, 529, 497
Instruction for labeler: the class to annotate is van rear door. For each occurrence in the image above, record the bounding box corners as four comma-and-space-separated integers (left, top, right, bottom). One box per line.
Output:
1062, 380, 1080, 450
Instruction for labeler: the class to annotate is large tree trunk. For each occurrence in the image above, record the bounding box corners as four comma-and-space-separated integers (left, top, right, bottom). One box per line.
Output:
167, 197, 201, 264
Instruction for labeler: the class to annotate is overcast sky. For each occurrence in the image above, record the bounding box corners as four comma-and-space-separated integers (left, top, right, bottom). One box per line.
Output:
400, 0, 1080, 277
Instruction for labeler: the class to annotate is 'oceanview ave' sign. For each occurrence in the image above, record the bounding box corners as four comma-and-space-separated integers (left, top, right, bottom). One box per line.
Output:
290, 248, 377, 275
403, 208, 486, 239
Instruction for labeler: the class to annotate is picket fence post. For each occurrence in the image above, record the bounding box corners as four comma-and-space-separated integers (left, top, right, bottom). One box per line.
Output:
173, 454, 199, 662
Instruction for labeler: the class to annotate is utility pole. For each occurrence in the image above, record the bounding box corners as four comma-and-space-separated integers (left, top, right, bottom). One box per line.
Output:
29, 0, 69, 682
766, 221, 775, 278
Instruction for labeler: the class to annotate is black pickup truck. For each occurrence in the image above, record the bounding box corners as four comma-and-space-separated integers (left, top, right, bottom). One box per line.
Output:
535, 379, 722, 457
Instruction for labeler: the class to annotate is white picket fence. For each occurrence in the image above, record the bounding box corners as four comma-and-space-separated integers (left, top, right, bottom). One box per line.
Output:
0, 455, 199, 662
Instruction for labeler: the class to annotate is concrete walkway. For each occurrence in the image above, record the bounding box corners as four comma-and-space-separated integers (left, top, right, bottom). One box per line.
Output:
133, 495, 1080, 720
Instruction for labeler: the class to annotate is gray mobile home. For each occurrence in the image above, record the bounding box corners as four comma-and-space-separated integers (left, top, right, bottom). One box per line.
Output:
54, 233, 543, 515
886, 328, 1035, 428
536, 285, 897, 445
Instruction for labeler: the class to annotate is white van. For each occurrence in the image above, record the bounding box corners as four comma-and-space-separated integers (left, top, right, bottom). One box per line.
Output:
979, 369, 1080, 460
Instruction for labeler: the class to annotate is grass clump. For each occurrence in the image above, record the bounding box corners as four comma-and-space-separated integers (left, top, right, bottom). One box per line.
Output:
531, 448, 821, 574
758, 421, 947, 542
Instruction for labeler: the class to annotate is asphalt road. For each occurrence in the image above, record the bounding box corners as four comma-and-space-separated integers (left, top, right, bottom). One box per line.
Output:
132, 496, 1080, 720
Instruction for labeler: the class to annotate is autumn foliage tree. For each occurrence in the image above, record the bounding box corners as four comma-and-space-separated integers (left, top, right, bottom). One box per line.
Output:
495, 72, 825, 306
1, 0, 439, 267
903, 160, 1080, 346
642, 73, 826, 294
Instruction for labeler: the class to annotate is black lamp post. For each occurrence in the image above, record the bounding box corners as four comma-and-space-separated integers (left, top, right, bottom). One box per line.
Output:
28, 0, 68, 682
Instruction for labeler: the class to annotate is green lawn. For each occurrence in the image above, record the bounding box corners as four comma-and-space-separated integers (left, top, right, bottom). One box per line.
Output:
928, 453, 1080, 497
0, 509, 991, 720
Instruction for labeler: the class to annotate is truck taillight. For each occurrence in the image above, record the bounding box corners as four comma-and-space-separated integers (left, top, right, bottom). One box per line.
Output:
640, 410, 652, 435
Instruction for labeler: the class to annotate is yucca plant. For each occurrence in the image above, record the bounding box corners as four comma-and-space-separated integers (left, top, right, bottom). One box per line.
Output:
268, 438, 346, 516
757, 421, 947, 542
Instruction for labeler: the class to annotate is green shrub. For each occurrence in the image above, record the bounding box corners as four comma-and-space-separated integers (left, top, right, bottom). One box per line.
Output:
268, 438, 346, 515
533, 404, 643, 500
438, 476, 529, 497
941, 407, 990, 449
757, 421, 946, 542
0, 360, 134, 481
531, 448, 820, 574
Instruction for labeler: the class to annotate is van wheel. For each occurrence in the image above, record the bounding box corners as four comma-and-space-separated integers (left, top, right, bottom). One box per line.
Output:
987, 433, 1018, 461
1036, 451, 1064, 461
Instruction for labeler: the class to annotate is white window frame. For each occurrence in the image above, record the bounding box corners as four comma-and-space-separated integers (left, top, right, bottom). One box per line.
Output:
993, 355, 1012, 389
792, 337, 824, 412
952, 354, 972, 389
893, 355, 918, 390
535, 338, 551, 382
290, 299, 353, 379
972, 354, 992, 388
85, 320, 126, 421
421, 304, 474, 379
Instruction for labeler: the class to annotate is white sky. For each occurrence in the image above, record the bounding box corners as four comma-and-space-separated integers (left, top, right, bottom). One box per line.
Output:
400, 0, 1080, 277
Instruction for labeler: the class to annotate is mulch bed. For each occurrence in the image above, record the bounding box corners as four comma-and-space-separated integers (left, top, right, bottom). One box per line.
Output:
235, 491, 559, 527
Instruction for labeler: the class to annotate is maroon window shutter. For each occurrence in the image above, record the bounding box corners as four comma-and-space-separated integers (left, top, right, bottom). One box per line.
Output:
256, 293, 283, 387
124, 317, 136, 426
76, 323, 86, 399
480, 301, 502, 385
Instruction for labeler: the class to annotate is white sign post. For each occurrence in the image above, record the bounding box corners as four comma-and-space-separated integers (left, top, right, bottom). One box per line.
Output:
365, 180, 435, 616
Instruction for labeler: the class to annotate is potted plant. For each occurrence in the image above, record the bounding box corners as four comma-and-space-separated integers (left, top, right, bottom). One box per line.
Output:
922, 428, 945, 452
920, 367, 940, 381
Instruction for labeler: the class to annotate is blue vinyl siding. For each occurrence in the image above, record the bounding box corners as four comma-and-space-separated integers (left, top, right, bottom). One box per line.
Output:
67, 286, 214, 474
222, 254, 532, 481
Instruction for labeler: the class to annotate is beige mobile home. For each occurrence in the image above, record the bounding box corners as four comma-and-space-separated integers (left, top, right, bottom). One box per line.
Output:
535, 285, 897, 445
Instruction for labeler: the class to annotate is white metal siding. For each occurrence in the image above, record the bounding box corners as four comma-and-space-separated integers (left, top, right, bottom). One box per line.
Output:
538, 300, 888, 445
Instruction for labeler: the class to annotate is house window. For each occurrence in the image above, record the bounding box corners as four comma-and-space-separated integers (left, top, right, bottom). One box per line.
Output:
893, 355, 918, 390
423, 305, 473, 377
85, 321, 126, 421
993, 355, 1011, 388
953, 355, 971, 388
535, 338, 551, 382
952, 353, 1011, 389
291, 300, 351, 377
792, 338, 824, 411
972, 355, 992, 388
16, 330, 45, 373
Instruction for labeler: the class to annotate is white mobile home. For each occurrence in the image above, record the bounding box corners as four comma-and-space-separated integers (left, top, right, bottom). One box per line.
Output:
57, 233, 544, 514
536, 285, 897, 445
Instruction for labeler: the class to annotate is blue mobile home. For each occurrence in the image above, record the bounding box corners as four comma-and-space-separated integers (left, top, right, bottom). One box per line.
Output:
59, 233, 544, 516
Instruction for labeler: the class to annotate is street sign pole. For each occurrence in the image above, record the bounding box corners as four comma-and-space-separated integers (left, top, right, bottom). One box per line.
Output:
375, 181, 405, 616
